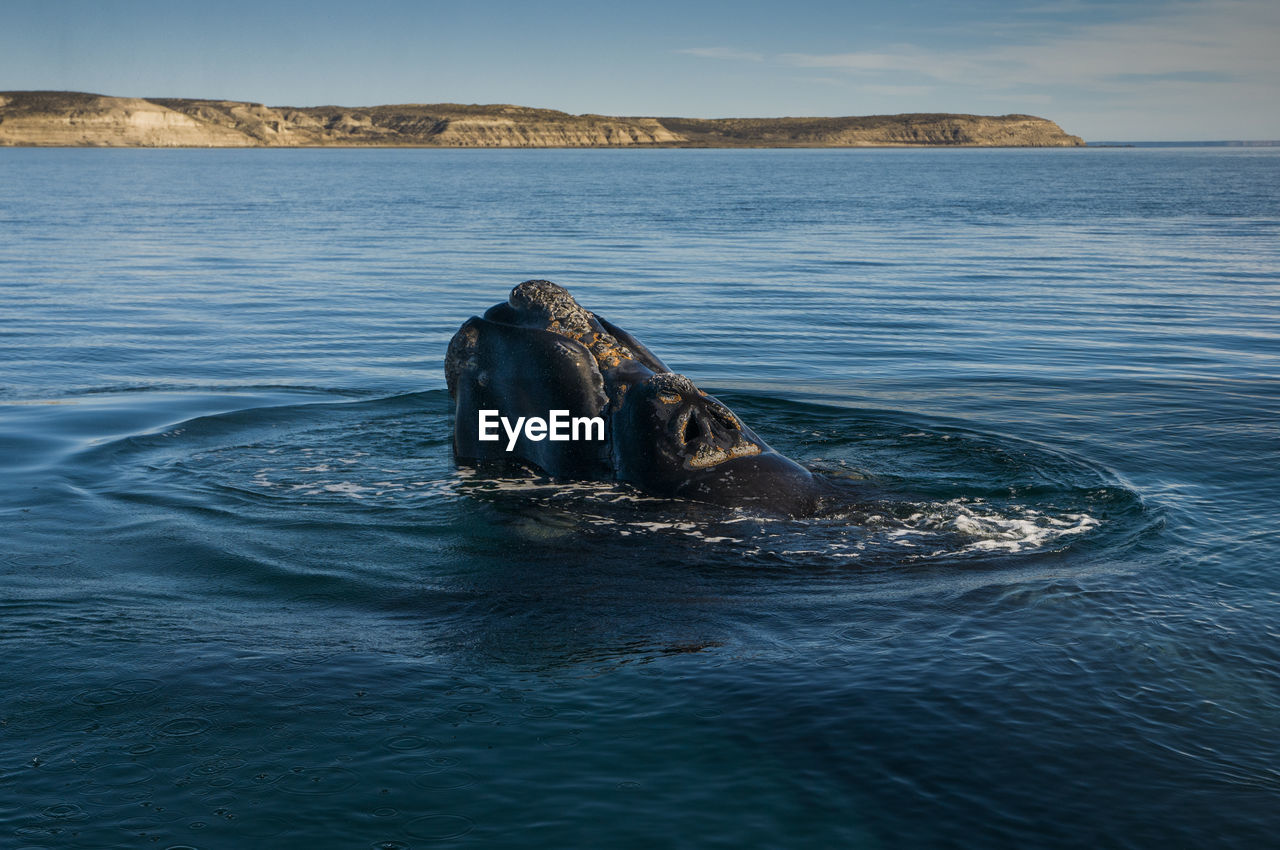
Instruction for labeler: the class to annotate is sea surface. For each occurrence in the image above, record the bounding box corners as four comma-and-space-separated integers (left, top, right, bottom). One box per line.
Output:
1, 147, 1277, 849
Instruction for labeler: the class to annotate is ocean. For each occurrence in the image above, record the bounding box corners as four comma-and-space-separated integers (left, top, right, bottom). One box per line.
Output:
2, 146, 1277, 848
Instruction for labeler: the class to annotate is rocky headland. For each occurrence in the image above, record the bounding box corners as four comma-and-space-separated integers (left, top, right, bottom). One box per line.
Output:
0, 91, 1085, 148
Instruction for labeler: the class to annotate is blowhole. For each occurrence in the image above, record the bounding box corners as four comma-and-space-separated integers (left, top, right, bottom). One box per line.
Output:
683, 415, 703, 444
711, 406, 739, 431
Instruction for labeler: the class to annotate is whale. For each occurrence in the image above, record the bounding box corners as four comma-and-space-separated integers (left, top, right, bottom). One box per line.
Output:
445, 280, 829, 515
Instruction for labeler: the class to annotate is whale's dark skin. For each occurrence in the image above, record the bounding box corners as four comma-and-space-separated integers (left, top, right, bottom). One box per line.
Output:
445, 280, 830, 516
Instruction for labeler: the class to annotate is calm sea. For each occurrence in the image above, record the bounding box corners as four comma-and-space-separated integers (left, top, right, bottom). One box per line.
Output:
1, 147, 1277, 848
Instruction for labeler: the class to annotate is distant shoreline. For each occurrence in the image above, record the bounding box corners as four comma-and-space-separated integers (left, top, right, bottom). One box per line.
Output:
7, 142, 1274, 151
0, 91, 1085, 149
1087, 140, 1280, 147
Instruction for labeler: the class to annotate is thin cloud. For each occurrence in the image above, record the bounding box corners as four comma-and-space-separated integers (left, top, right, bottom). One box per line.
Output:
1103, 71, 1240, 84
774, 0, 1279, 92
798, 76, 853, 88
860, 84, 938, 98
676, 47, 765, 62
779, 52, 905, 72
671, 0, 1279, 136
779, 47, 980, 85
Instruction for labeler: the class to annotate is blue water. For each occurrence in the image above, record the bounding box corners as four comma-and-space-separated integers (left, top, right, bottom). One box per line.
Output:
2, 147, 1278, 848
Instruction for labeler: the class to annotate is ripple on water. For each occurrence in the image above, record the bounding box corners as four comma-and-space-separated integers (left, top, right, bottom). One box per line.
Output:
73, 678, 162, 707
189, 757, 246, 777
157, 717, 213, 738
275, 767, 359, 795
407, 756, 462, 775
836, 625, 905, 644
519, 705, 557, 719
65, 390, 1148, 573
384, 735, 442, 752
538, 731, 582, 749
3, 553, 80, 568
139, 803, 188, 823
15, 825, 66, 843
90, 762, 155, 788
405, 814, 474, 841
447, 684, 489, 696
411, 771, 478, 791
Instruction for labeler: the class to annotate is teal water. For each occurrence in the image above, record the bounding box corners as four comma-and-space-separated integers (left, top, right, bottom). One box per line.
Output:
1, 148, 1278, 848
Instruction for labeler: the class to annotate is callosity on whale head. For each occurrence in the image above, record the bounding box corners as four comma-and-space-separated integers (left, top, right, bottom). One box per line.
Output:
445, 280, 828, 516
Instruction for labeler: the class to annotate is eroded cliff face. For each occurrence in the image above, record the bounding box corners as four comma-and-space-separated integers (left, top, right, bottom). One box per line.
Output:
0, 93, 247, 146
661, 113, 1085, 147
428, 116, 684, 147
0, 92, 1084, 148
0, 93, 688, 148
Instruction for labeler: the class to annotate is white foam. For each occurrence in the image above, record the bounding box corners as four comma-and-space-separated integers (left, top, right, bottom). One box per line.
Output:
322, 482, 373, 498
908, 499, 1099, 554
241, 453, 1100, 557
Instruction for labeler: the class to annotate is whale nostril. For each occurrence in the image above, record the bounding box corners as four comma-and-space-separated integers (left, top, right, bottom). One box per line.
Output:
710, 405, 739, 431
682, 414, 703, 444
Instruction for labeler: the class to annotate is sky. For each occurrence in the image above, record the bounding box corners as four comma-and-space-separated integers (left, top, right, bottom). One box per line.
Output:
3, 0, 1277, 141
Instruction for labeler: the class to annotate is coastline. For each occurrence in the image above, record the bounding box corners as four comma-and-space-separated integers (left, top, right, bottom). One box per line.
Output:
0, 91, 1085, 148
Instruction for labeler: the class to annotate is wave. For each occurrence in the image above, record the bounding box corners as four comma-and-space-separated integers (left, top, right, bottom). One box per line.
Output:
58, 386, 1155, 574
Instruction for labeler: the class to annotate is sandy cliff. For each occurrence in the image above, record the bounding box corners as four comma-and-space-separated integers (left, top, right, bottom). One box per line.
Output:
0, 92, 249, 146
0, 92, 1085, 148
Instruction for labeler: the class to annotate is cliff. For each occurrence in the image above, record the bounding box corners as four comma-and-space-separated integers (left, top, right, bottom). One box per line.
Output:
0, 92, 248, 147
0, 92, 1084, 148
661, 113, 1085, 147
